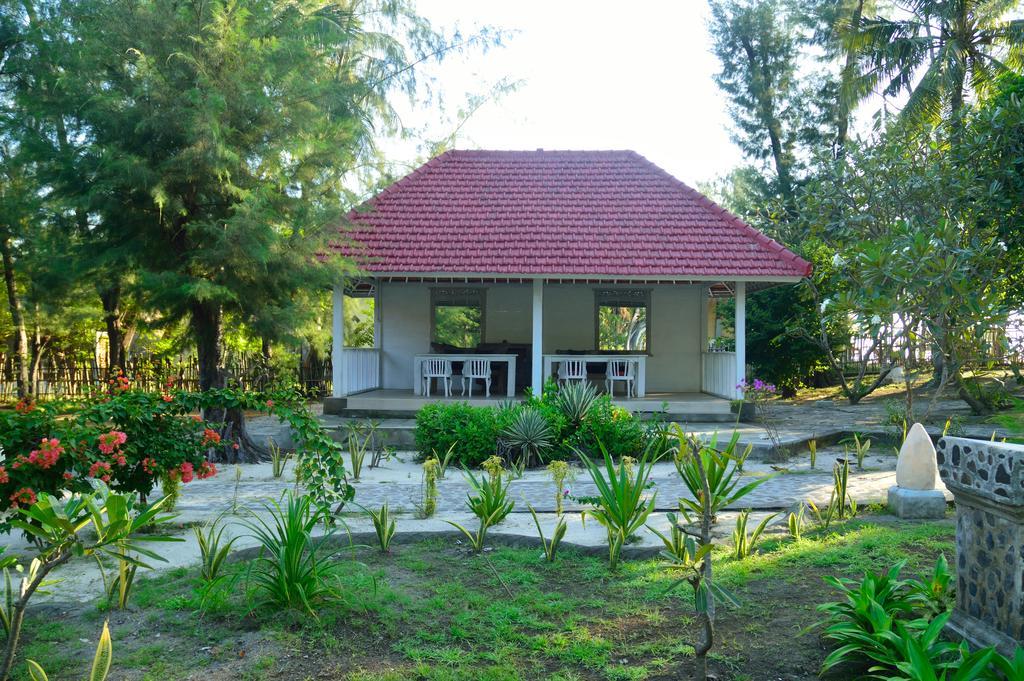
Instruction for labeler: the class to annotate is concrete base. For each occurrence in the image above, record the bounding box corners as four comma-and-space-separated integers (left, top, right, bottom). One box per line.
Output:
887, 486, 947, 519
322, 396, 347, 415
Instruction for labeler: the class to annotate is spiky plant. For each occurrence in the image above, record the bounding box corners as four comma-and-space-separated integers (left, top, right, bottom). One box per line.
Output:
501, 407, 554, 467
556, 381, 598, 428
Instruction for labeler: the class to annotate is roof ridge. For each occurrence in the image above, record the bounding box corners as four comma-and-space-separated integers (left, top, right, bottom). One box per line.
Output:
627, 151, 812, 277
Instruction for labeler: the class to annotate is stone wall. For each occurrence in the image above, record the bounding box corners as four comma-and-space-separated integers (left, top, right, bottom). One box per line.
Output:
936, 436, 1024, 653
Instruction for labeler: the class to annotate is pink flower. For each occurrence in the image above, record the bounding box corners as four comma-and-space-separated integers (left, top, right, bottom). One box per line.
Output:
265, 399, 274, 409
27, 438, 63, 469
179, 462, 195, 484
9, 487, 36, 508
0, 467, 8, 484
88, 461, 112, 479
98, 431, 127, 455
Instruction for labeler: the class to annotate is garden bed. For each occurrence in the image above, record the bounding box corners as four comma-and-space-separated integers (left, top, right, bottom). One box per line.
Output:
17, 519, 954, 680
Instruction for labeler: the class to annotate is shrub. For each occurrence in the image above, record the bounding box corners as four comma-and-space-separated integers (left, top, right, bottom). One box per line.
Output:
572, 395, 650, 459
501, 407, 555, 466
414, 402, 502, 467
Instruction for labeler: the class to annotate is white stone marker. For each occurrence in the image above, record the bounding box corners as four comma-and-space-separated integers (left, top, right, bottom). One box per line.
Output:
888, 422, 946, 519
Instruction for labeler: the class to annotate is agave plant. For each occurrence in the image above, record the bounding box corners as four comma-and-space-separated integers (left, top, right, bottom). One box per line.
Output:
555, 381, 597, 428
446, 467, 515, 552
501, 407, 554, 467
578, 439, 660, 569
673, 427, 772, 522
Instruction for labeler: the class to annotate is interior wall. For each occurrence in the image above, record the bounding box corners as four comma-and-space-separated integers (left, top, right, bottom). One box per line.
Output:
377, 281, 703, 392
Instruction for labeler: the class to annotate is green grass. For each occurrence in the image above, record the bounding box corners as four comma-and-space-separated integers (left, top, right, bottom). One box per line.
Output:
14, 519, 955, 681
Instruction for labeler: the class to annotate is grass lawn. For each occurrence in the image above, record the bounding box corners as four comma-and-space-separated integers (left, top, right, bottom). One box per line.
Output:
18, 518, 955, 681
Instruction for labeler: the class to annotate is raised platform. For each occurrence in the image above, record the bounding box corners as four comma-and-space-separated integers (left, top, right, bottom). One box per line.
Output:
325, 389, 736, 421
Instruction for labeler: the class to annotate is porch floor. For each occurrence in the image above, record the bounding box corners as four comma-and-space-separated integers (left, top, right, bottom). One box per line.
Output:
338, 389, 734, 420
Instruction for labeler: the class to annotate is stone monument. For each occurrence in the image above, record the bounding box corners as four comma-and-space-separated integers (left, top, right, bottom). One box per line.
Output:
887, 422, 946, 519
937, 436, 1024, 654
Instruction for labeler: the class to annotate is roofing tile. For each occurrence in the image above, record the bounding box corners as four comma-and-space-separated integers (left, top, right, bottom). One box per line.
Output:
331, 150, 811, 279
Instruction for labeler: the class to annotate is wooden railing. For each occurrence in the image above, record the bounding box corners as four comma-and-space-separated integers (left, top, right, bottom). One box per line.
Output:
340, 348, 380, 395
702, 351, 736, 399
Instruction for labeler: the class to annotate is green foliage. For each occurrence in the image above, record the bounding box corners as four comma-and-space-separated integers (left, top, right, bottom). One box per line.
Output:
571, 395, 650, 460
243, 491, 353, 616
646, 512, 697, 564
27, 621, 113, 681
269, 440, 290, 479
787, 504, 806, 541
346, 421, 378, 481
555, 381, 598, 430
578, 440, 660, 569
193, 515, 237, 586
528, 505, 567, 563
365, 502, 397, 554
419, 458, 440, 519
445, 468, 515, 553
546, 460, 574, 515
415, 402, 503, 468
673, 430, 772, 521
731, 510, 778, 560
501, 407, 555, 467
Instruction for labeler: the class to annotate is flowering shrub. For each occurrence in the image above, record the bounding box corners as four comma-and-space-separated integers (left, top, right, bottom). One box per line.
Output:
737, 378, 782, 456
0, 389, 220, 519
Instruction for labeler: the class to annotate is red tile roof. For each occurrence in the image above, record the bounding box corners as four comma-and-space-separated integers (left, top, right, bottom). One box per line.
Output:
332, 150, 811, 280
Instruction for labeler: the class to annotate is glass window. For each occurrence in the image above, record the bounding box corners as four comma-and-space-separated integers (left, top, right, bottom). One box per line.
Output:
431, 288, 484, 348
596, 290, 649, 352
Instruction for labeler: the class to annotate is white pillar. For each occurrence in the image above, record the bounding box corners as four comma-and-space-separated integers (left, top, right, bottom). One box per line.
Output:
531, 278, 543, 395
734, 281, 746, 399
331, 285, 346, 397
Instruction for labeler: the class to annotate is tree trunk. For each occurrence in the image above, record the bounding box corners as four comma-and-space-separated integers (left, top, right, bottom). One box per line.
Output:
191, 300, 268, 463
0, 235, 30, 398
98, 281, 133, 373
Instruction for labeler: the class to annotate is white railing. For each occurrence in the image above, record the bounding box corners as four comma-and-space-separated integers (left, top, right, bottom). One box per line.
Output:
342, 348, 380, 394
702, 351, 736, 399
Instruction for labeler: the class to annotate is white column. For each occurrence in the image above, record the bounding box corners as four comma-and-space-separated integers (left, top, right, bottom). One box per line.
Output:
531, 278, 544, 395
331, 285, 346, 397
734, 280, 746, 399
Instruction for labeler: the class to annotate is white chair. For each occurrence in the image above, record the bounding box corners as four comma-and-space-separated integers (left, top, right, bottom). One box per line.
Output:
422, 359, 453, 397
605, 359, 636, 398
557, 359, 587, 387
461, 359, 493, 397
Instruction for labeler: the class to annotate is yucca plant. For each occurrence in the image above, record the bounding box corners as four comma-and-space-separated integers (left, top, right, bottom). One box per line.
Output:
269, 440, 291, 479
28, 620, 112, 681
365, 502, 397, 553
731, 510, 778, 560
555, 381, 597, 428
346, 420, 378, 481
243, 491, 351, 615
528, 505, 567, 562
194, 514, 237, 585
787, 504, 806, 541
830, 457, 857, 522
646, 511, 693, 563
446, 468, 515, 553
501, 407, 554, 467
578, 439, 659, 569
673, 428, 773, 522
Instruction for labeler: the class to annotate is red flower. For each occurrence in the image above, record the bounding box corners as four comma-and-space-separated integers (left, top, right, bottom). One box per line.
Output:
179, 461, 195, 484
98, 431, 128, 455
0, 467, 8, 484
201, 429, 221, 446
9, 487, 37, 508
197, 461, 217, 479
27, 439, 63, 469
14, 398, 34, 414
161, 393, 173, 403
88, 461, 112, 479
142, 457, 158, 475
265, 399, 274, 409
62, 472, 73, 480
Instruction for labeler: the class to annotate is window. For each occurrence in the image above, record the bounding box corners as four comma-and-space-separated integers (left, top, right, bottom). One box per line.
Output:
595, 289, 649, 352
431, 287, 485, 348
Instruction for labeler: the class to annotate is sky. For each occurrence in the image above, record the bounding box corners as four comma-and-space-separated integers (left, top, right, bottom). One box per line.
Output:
381, 1, 745, 187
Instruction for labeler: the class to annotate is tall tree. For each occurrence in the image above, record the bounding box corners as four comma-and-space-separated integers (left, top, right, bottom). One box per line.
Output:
25, 0, 474, 458
855, 0, 1024, 124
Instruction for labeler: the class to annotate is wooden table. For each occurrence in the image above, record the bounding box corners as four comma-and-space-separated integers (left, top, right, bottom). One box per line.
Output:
413, 354, 518, 397
543, 354, 647, 397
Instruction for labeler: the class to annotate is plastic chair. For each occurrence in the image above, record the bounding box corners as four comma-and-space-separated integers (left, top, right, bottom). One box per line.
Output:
605, 360, 636, 398
558, 359, 587, 387
422, 358, 453, 397
461, 359, 493, 397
